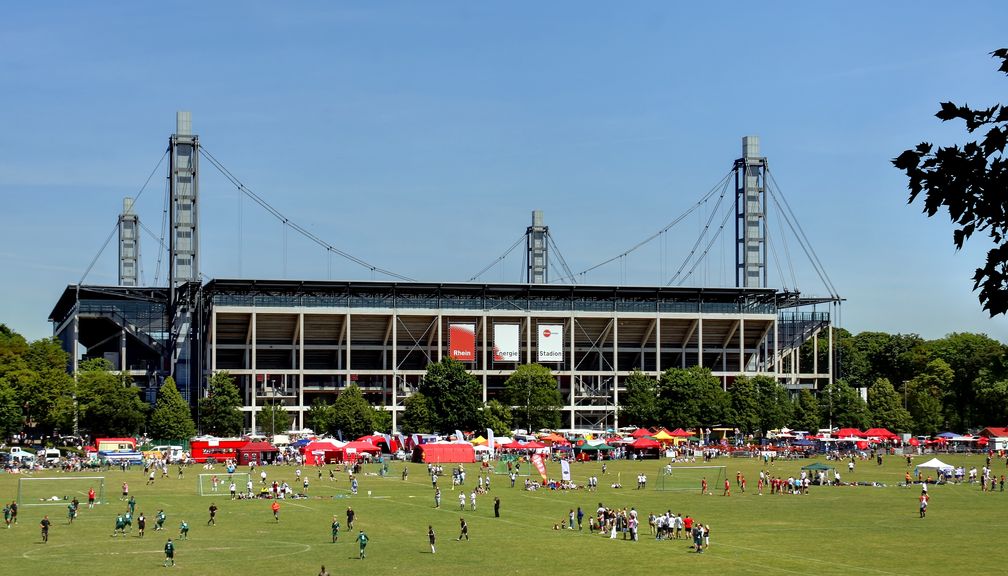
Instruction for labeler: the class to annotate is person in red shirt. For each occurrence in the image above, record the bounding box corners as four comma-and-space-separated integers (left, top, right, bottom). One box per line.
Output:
723, 478, 731, 496
700, 477, 708, 495
271, 500, 280, 522
683, 514, 693, 532
88, 488, 96, 509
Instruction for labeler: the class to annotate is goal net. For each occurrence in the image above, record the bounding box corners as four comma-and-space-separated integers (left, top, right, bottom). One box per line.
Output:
655, 465, 726, 492
198, 472, 252, 496
493, 456, 531, 476
18, 476, 105, 507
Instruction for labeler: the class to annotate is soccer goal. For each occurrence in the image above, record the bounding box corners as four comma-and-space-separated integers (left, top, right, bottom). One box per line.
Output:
655, 465, 726, 492
493, 457, 531, 476
17, 476, 105, 507
197, 472, 251, 496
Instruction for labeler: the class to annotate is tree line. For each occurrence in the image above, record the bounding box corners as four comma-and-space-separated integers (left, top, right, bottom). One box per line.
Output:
2, 323, 1005, 441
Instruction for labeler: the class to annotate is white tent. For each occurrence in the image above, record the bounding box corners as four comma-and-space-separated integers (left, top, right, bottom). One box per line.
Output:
916, 457, 954, 471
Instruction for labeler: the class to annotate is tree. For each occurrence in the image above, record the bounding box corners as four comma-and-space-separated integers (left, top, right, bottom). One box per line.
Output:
420, 358, 483, 432
791, 389, 820, 432
0, 378, 23, 441
200, 371, 244, 436
149, 376, 196, 440
905, 359, 952, 435
330, 384, 375, 439
919, 332, 1005, 429
974, 367, 1008, 425
818, 380, 870, 429
0, 324, 30, 378
866, 378, 913, 432
399, 392, 434, 435
306, 398, 334, 435
753, 375, 793, 435
656, 366, 728, 429
504, 364, 563, 432
480, 399, 512, 436
728, 375, 760, 435
618, 370, 660, 428
258, 402, 292, 437
372, 406, 392, 434
76, 367, 147, 437
893, 49, 1008, 316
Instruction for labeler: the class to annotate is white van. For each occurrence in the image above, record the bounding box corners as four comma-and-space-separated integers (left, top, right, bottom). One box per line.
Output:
8, 447, 36, 467
152, 445, 185, 463
37, 448, 61, 466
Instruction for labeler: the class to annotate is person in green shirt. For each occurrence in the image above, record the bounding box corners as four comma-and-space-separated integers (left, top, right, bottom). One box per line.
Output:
127, 495, 136, 516
124, 511, 133, 532
330, 516, 340, 543
356, 530, 368, 559
67, 502, 75, 524
179, 520, 189, 539
113, 514, 125, 536
163, 538, 175, 567
155, 510, 166, 531
3, 503, 11, 528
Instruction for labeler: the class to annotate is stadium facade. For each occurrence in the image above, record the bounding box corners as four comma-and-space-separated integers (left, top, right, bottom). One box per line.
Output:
47, 113, 835, 434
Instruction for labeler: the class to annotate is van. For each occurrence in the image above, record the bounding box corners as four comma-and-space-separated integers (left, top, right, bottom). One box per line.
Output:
8, 447, 36, 467
37, 448, 61, 466
152, 445, 185, 463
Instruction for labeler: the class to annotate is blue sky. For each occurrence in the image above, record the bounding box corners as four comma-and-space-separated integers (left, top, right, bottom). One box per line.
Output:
1, 2, 1006, 342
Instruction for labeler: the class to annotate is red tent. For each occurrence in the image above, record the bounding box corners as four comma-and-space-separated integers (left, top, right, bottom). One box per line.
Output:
630, 428, 654, 438
301, 441, 344, 466
341, 441, 381, 462
669, 428, 693, 437
413, 443, 475, 463
356, 435, 398, 452
908, 437, 920, 446
630, 437, 661, 450
834, 428, 864, 438
236, 441, 278, 465
522, 441, 547, 449
863, 428, 899, 440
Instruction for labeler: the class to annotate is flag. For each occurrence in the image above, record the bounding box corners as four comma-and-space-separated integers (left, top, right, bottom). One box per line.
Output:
560, 459, 571, 481
531, 453, 548, 482
411, 433, 420, 449
396, 434, 406, 452
455, 429, 465, 443
487, 428, 495, 451
337, 429, 343, 442
382, 433, 393, 451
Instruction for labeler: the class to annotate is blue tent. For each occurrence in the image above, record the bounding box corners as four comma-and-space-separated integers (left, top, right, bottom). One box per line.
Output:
292, 438, 311, 447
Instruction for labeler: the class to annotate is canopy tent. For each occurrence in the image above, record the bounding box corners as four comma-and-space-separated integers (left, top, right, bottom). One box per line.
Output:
301, 440, 345, 466
935, 432, 957, 439
575, 443, 615, 451
412, 442, 476, 463
355, 435, 399, 452
668, 428, 693, 437
523, 440, 547, 449
916, 457, 954, 471
801, 462, 835, 471
630, 428, 655, 438
833, 428, 864, 438
863, 428, 900, 440
291, 438, 312, 447
792, 439, 815, 447
236, 441, 279, 465
473, 444, 493, 455
342, 440, 382, 459
652, 429, 675, 443
539, 432, 569, 445
470, 435, 488, 445
630, 437, 661, 450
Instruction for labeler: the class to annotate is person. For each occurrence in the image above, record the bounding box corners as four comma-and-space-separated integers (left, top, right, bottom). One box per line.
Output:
121, 482, 129, 501
470, 490, 477, 511
4, 502, 11, 528
10, 501, 16, 525
701, 477, 708, 495
457, 517, 469, 541
163, 538, 175, 567
723, 478, 731, 496
137, 512, 146, 537
40, 515, 51, 543
703, 524, 711, 550
179, 520, 189, 539
346, 507, 355, 530
148, 469, 156, 485
67, 501, 75, 525
356, 529, 368, 559
208, 503, 217, 526
576, 506, 583, 530
495, 497, 501, 518
331, 516, 340, 543
229, 481, 237, 500
155, 509, 166, 531
350, 476, 358, 495
271, 500, 280, 522
88, 487, 96, 509
919, 492, 929, 518
428, 524, 436, 554
113, 513, 126, 537
434, 487, 441, 508
128, 495, 136, 516
568, 509, 575, 530
318, 566, 330, 576
124, 511, 133, 533
458, 491, 465, 510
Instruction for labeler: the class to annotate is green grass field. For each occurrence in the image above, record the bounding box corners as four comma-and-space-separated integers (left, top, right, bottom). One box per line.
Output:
1, 453, 1005, 576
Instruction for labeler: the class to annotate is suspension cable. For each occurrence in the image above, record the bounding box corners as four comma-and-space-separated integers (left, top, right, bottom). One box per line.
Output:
468, 234, 526, 281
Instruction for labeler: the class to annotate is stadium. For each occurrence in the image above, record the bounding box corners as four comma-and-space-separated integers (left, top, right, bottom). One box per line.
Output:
47, 113, 837, 433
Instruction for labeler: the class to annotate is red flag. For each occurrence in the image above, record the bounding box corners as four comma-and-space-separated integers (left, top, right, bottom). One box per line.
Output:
531, 452, 547, 482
